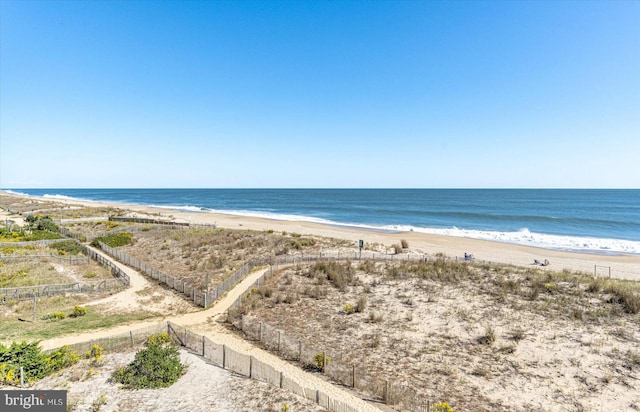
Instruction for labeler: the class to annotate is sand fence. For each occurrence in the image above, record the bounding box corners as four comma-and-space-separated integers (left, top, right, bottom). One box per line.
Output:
166, 321, 361, 412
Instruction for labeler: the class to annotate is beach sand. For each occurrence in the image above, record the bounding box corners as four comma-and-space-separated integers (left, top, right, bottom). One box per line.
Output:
3, 190, 636, 281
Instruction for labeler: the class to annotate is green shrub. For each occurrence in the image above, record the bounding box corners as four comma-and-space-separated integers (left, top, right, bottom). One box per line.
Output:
85, 344, 103, 363
50, 240, 83, 255
343, 304, 355, 314
112, 333, 186, 389
312, 352, 330, 371
0, 342, 79, 384
42, 312, 67, 321
146, 332, 172, 346
91, 232, 132, 248
71, 306, 87, 318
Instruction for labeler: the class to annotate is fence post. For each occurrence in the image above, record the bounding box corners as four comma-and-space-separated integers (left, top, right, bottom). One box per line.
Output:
130, 330, 134, 347
385, 379, 389, 404
352, 364, 356, 388
249, 355, 253, 378
202, 335, 205, 356
298, 341, 302, 361
222, 345, 226, 369
279, 371, 283, 388
323, 352, 326, 373
184, 329, 188, 348
20, 367, 24, 387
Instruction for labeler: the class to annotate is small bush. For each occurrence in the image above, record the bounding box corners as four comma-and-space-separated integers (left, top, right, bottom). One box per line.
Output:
401, 239, 409, 249
50, 240, 83, 255
432, 401, 456, 412
343, 304, 355, 314
44, 312, 66, 321
146, 332, 172, 347
112, 333, 186, 389
86, 344, 103, 363
0, 342, 79, 384
312, 352, 330, 371
91, 232, 132, 248
71, 306, 87, 318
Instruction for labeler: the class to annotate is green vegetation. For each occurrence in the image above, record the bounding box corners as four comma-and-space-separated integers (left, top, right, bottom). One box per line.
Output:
25, 215, 58, 232
71, 305, 88, 317
0, 342, 79, 385
91, 232, 132, 248
50, 240, 84, 255
312, 351, 330, 371
0, 296, 157, 341
112, 332, 186, 389
0, 215, 62, 242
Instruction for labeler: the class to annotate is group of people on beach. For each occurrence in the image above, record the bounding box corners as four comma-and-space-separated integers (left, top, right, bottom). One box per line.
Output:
464, 252, 474, 261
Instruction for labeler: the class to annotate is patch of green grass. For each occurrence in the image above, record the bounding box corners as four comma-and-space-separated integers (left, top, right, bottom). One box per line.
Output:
0, 296, 157, 342
91, 232, 132, 248
50, 240, 83, 256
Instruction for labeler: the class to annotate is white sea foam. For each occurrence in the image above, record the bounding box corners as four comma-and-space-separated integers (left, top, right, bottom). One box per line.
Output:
378, 225, 640, 255
151, 205, 211, 213
43, 194, 84, 201
186, 209, 638, 254
3, 189, 32, 197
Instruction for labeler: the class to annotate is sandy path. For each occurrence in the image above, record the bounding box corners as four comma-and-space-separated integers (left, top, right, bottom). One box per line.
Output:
39, 252, 380, 411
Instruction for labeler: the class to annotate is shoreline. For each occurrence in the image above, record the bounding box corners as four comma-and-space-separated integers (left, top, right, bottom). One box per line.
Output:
2, 190, 640, 281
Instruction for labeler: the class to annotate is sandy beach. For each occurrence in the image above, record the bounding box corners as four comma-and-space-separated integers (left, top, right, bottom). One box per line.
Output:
3, 190, 638, 281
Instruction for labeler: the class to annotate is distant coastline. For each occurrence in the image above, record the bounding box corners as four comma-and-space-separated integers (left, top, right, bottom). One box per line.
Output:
3, 188, 640, 256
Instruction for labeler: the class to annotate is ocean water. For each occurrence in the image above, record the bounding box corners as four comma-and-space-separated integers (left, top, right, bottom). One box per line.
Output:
5, 189, 640, 255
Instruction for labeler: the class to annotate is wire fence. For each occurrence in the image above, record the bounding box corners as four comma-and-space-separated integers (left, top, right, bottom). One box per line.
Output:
0, 239, 67, 247
166, 321, 361, 412
0, 254, 89, 265
0, 279, 124, 303
49, 322, 169, 356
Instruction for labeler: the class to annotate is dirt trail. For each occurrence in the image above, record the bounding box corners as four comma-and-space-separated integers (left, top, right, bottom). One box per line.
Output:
40, 252, 382, 411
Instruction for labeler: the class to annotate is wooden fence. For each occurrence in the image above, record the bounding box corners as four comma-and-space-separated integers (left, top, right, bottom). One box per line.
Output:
94, 242, 266, 308
0, 279, 123, 303
0, 254, 89, 265
167, 322, 361, 412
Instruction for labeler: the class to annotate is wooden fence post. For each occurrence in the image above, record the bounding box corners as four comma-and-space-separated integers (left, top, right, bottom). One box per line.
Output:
222, 345, 226, 369
202, 335, 205, 356
249, 355, 253, 378
352, 364, 356, 388
130, 330, 134, 347
385, 379, 390, 404
279, 371, 283, 388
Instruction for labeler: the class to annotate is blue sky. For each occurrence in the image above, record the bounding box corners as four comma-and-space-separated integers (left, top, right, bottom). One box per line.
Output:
1, 0, 638, 188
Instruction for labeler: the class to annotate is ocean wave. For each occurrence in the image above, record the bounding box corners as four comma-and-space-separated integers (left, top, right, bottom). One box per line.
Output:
206, 209, 337, 225
43, 194, 85, 201
196, 209, 640, 255
3, 189, 32, 197
151, 205, 212, 213
379, 225, 640, 255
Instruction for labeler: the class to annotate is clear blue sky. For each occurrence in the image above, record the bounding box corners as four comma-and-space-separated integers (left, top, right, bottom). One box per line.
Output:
1, 0, 638, 188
